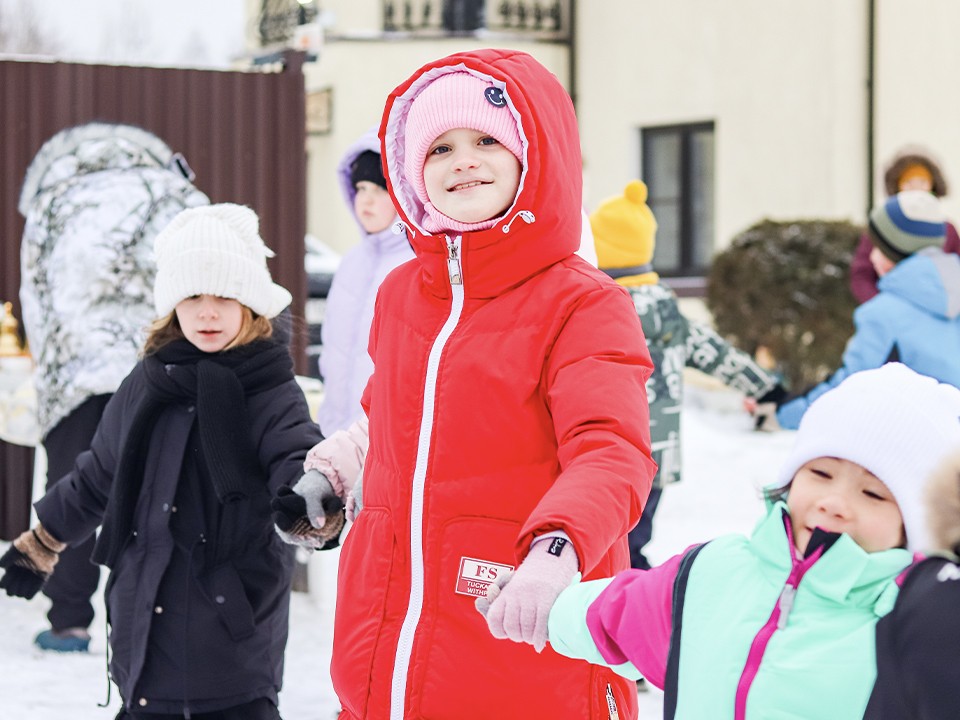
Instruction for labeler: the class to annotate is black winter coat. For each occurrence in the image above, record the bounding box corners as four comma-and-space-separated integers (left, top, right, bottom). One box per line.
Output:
35, 355, 322, 714
864, 555, 960, 719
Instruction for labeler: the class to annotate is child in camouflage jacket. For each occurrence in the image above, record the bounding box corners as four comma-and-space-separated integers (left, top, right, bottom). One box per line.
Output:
591, 180, 782, 570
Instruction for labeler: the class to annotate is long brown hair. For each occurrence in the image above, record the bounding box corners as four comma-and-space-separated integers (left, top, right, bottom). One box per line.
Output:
143, 303, 273, 356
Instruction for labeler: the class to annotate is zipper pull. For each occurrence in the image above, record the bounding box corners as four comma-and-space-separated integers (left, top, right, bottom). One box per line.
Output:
776, 584, 797, 630
605, 683, 620, 720
446, 237, 462, 286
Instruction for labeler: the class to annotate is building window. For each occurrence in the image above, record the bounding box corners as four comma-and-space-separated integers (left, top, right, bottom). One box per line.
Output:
641, 122, 715, 278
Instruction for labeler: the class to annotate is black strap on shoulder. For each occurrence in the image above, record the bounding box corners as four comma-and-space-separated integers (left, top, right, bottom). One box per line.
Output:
663, 542, 710, 720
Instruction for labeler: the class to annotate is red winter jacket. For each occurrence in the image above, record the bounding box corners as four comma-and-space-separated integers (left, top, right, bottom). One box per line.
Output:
331, 49, 655, 720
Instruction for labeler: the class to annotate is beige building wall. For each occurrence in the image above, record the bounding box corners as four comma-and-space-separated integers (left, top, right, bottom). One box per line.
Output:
577, 0, 960, 254
874, 0, 960, 224
247, 0, 960, 258
577, 0, 869, 254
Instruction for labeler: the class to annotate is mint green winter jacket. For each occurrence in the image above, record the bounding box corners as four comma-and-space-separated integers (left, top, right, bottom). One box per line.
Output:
548, 504, 912, 719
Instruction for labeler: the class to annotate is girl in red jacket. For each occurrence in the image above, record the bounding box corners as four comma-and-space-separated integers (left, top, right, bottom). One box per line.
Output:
274, 49, 656, 720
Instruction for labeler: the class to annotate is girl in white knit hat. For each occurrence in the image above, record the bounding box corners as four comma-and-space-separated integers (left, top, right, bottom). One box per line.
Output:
0, 204, 334, 720
529, 363, 960, 719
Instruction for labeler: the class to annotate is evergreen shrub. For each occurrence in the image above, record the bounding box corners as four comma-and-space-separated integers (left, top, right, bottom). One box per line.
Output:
706, 219, 862, 391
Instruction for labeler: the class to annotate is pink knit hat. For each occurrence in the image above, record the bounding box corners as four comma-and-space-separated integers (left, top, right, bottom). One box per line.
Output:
403, 71, 524, 229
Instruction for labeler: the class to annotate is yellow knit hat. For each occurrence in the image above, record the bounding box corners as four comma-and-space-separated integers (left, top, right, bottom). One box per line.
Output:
591, 180, 658, 271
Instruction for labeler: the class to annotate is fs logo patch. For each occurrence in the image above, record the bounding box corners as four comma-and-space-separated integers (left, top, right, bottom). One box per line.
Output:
455, 556, 514, 598
484, 86, 506, 107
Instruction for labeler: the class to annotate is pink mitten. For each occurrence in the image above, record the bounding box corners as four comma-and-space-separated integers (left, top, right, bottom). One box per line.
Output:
476, 538, 579, 652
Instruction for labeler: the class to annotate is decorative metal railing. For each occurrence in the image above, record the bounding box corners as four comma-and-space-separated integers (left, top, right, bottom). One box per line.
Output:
382, 0, 569, 39
258, 0, 571, 48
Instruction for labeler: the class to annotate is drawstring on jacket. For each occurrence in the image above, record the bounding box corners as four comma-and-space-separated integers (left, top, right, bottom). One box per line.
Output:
502, 210, 536, 233
393, 211, 536, 238
97, 610, 112, 708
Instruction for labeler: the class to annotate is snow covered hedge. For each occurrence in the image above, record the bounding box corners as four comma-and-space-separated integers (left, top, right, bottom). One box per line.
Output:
706, 219, 861, 392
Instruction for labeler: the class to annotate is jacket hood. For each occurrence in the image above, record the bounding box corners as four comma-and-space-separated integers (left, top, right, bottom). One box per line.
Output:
380, 48, 582, 298
883, 148, 949, 198
19, 122, 181, 216
337, 126, 401, 242
925, 450, 960, 554
879, 249, 960, 319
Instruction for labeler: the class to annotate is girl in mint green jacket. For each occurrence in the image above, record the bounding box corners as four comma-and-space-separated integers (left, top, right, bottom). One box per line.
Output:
484, 364, 960, 719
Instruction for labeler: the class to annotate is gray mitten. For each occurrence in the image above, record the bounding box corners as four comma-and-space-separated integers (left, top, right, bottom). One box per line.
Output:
272, 469, 345, 549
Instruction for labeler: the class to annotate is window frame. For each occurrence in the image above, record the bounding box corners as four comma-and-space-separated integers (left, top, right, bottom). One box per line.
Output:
640, 121, 715, 286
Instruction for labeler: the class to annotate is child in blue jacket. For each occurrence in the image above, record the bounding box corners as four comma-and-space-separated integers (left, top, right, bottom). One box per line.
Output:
770, 191, 960, 429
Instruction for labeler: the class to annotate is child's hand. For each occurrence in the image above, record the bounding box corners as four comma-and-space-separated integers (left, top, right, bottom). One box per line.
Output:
752, 402, 782, 432
0, 524, 66, 599
345, 467, 363, 523
750, 383, 788, 432
272, 470, 345, 549
475, 538, 579, 652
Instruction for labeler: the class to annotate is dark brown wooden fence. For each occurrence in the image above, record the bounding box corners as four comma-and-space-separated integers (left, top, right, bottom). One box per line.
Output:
0, 51, 308, 539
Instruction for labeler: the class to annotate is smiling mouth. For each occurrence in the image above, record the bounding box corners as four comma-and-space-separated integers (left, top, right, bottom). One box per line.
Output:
448, 180, 487, 192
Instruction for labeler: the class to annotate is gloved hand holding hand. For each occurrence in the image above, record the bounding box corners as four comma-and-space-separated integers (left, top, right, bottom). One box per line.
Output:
272, 469, 345, 550
0, 524, 67, 599
476, 537, 579, 653
345, 466, 364, 523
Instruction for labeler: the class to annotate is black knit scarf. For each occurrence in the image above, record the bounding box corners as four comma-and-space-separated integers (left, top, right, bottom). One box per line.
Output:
92, 339, 294, 568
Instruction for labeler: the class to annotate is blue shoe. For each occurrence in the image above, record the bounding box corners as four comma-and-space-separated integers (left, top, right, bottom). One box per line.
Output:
34, 628, 90, 653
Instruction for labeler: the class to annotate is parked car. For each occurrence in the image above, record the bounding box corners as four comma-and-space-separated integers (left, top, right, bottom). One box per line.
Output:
304, 233, 341, 379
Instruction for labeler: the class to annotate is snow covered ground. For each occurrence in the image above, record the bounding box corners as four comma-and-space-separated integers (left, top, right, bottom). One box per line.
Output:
0, 384, 796, 718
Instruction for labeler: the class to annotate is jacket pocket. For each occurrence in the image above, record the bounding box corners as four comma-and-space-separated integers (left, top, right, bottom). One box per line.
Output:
201, 563, 256, 641
416, 516, 591, 719
331, 506, 396, 720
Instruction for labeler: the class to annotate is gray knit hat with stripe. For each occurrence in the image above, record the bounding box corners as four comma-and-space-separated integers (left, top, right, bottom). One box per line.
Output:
868, 190, 946, 262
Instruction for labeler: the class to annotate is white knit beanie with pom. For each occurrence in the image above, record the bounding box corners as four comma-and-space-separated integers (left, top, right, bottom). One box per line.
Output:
153, 203, 292, 319
775, 363, 960, 552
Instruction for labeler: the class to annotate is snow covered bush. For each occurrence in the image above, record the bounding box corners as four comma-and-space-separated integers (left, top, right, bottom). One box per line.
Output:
706, 219, 861, 392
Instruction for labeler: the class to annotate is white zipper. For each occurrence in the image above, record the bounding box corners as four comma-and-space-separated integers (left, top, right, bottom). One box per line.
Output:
390, 235, 464, 719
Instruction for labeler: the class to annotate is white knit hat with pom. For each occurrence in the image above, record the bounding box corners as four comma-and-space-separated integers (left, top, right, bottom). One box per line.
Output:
775, 363, 960, 551
153, 203, 292, 319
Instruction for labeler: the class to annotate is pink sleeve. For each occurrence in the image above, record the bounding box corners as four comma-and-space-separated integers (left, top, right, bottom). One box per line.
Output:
303, 418, 369, 498
584, 549, 689, 689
